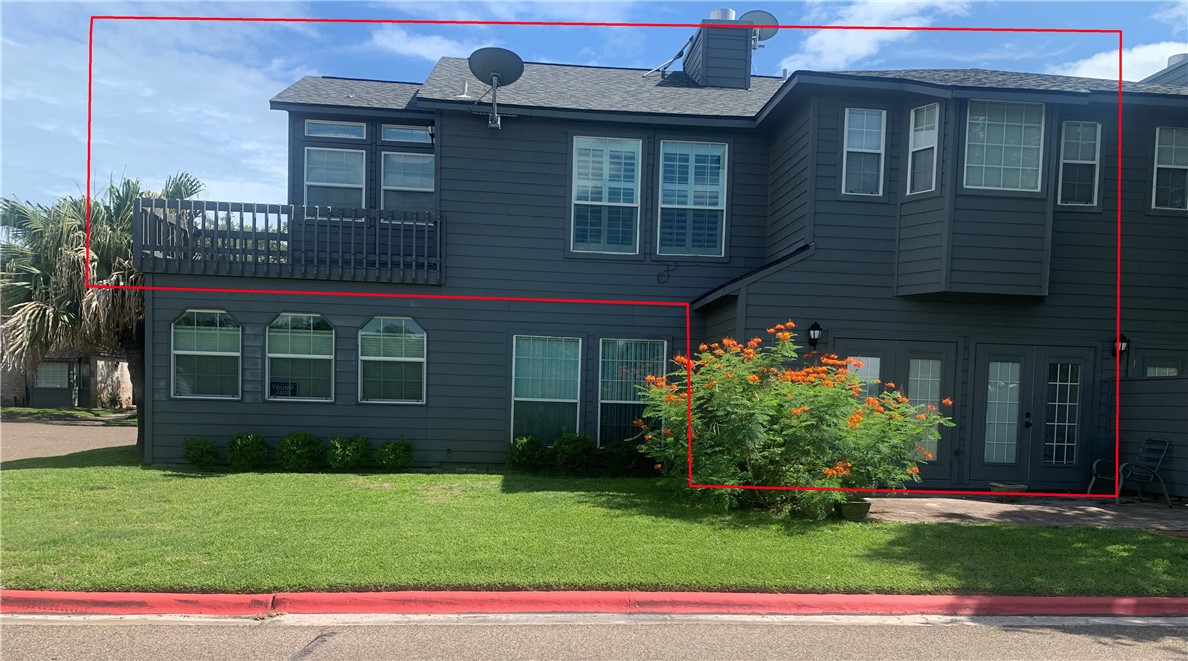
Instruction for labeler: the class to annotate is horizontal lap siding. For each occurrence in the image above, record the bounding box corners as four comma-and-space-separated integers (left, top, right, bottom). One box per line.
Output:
766, 99, 813, 260
1118, 378, 1188, 498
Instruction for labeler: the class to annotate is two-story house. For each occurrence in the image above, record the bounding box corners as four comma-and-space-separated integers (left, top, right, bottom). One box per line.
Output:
133, 15, 1188, 495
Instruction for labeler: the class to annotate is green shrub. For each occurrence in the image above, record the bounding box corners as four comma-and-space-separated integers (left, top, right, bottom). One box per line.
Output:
375, 438, 414, 471
329, 434, 371, 471
277, 431, 326, 472
553, 432, 595, 475
507, 435, 549, 471
181, 437, 218, 470
600, 439, 653, 477
226, 432, 269, 472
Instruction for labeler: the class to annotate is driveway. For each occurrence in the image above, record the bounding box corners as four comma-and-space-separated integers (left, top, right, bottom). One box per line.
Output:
0, 419, 136, 462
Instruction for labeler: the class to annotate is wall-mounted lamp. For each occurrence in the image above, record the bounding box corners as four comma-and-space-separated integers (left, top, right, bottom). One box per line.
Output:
807, 322, 823, 349
1112, 333, 1129, 357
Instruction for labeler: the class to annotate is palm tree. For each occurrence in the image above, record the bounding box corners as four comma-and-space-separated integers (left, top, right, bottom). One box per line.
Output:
1, 172, 205, 458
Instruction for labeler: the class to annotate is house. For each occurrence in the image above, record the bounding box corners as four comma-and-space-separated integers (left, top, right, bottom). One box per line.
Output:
2, 351, 133, 409
132, 12, 1188, 496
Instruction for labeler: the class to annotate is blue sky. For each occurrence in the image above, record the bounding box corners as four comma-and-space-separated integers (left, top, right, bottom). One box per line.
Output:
2, 1, 1185, 205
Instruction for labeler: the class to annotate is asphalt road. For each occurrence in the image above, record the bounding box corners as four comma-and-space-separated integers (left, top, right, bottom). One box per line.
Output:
3, 615, 1187, 660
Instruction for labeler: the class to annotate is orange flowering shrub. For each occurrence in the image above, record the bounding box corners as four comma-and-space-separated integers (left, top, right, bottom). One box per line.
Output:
636, 322, 954, 516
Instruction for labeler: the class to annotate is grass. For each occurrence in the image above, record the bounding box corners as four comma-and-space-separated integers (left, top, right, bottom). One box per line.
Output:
2, 447, 1186, 596
3, 407, 127, 421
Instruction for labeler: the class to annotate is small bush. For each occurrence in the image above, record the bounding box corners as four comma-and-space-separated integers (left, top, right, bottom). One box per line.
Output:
507, 435, 549, 471
277, 431, 326, 472
376, 438, 415, 471
553, 432, 595, 475
226, 432, 269, 472
182, 437, 218, 470
329, 434, 372, 471
600, 439, 654, 477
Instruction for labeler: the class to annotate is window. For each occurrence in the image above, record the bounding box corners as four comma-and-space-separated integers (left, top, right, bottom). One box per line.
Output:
658, 141, 727, 256
964, 100, 1044, 191
907, 104, 939, 194
599, 339, 667, 447
512, 336, 581, 444
1043, 362, 1081, 465
849, 355, 881, 398
267, 313, 334, 401
34, 362, 68, 388
359, 317, 426, 403
1146, 366, 1180, 377
171, 310, 240, 399
843, 108, 886, 195
1058, 121, 1100, 205
305, 120, 365, 139
1153, 126, 1188, 210
571, 137, 641, 254
382, 152, 435, 211
382, 125, 432, 143
907, 358, 943, 461
305, 148, 364, 208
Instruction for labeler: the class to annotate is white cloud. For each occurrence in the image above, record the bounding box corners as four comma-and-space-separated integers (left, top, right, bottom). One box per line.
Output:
1047, 40, 1188, 81
384, 1, 639, 24
369, 25, 497, 61
1153, 1, 1187, 35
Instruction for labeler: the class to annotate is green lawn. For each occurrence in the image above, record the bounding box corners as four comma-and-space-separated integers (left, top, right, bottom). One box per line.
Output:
3, 407, 126, 421
2, 446, 1186, 596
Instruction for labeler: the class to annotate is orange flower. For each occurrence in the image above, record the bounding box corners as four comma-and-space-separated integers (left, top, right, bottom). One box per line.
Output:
865, 397, 880, 407
662, 427, 673, 437
917, 413, 927, 420
885, 382, 896, 389
889, 413, 902, 420
654, 463, 663, 471
785, 320, 797, 328
942, 397, 953, 407
927, 404, 937, 411
698, 343, 708, 351
665, 393, 679, 403
747, 337, 762, 348
706, 380, 717, 388
923, 451, 934, 460
774, 323, 785, 331
724, 371, 735, 378
644, 435, 653, 441
747, 374, 761, 383
714, 349, 726, 357
823, 380, 834, 387
906, 466, 920, 475
776, 331, 792, 342
766, 327, 776, 334
743, 348, 757, 360
632, 418, 646, 428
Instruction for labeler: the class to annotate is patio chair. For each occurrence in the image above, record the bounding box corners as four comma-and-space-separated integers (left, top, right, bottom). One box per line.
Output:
1087, 438, 1173, 507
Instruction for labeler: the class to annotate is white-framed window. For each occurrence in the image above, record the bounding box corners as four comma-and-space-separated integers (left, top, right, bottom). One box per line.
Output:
34, 362, 69, 389
658, 140, 728, 256
1058, 121, 1100, 206
305, 120, 365, 139
1146, 365, 1180, 377
267, 313, 334, 401
849, 355, 881, 399
964, 100, 1044, 191
907, 104, 939, 195
305, 147, 365, 208
358, 317, 426, 404
843, 108, 886, 196
571, 136, 641, 254
599, 339, 667, 447
171, 310, 241, 399
907, 357, 943, 461
512, 335, 581, 444
382, 124, 432, 143
1153, 126, 1188, 210
381, 152, 435, 211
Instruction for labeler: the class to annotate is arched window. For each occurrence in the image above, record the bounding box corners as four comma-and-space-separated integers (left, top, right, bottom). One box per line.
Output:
358, 317, 426, 403
267, 313, 334, 401
172, 310, 241, 399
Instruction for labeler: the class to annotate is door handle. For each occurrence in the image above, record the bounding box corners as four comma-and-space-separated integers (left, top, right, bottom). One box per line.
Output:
1023, 411, 1032, 429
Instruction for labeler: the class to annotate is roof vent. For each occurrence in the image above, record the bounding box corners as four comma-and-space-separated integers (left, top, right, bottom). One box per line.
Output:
709, 8, 736, 20
1169, 53, 1188, 67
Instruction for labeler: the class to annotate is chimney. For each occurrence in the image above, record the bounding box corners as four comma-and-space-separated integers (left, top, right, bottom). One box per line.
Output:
682, 8, 753, 89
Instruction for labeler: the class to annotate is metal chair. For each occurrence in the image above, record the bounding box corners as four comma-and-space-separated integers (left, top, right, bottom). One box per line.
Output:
1088, 439, 1173, 507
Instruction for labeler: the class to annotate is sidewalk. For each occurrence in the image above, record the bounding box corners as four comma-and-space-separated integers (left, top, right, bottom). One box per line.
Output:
867, 496, 1188, 531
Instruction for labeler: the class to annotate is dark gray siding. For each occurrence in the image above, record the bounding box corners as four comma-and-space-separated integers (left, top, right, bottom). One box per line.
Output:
766, 98, 814, 260
894, 97, 953, 295
682, 24, 752, 90
1117, 377, 1188, 499
704, 295, 738, 342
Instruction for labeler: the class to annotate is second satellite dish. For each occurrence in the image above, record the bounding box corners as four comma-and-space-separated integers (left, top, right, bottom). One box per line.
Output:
739, 9, 779, 47
467, 47, 524, 129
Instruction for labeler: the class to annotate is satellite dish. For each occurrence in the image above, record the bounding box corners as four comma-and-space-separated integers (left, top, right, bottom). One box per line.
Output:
739, 9, 779, 44
467, 47, 524, 129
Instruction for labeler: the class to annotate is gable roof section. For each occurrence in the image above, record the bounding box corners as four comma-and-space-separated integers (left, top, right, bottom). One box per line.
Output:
271, 76, 422, 110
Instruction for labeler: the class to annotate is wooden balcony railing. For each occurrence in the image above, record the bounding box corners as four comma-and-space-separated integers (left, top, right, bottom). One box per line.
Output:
133, 198, 442, 285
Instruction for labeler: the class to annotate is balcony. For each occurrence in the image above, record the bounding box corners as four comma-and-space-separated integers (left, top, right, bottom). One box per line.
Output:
133, 199, 442, 285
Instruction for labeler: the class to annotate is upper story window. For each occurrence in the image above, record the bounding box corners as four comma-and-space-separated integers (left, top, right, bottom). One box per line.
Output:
359, 317, 427, 404
1153, 126, 1188, 210
382, 152, 435, 211
964, 100, 1044, 191
1058, 121, 1100, 206
267, 313, 334, 401
34, 362, 68, 388
172, 310, 240, 399
907, 104, 939, 195
843, 108, 886, 196
305, 148, 364, 208
382, 125, 432, 143
571, 137, 641, 254
658, 140, 727, 256
305, 120, 365, 139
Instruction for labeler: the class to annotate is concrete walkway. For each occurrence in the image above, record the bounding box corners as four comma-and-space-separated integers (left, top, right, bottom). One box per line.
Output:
868, 496, 1188, 531
0, 419, 136, 462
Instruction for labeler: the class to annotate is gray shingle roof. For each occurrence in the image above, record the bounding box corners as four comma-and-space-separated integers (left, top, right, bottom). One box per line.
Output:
829, 68, 1188, 96
271, 76, 422, 110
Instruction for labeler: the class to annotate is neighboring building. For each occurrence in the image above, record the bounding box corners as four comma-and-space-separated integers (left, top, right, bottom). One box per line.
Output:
2, 352, 133, 409
133, 13, 1188, 495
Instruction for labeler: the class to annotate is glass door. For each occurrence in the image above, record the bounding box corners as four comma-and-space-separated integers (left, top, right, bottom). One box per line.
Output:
970, 345, 1034, 484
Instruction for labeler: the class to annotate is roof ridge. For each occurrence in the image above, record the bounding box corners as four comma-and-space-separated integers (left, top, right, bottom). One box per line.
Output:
320, 75, 422, 86
438, 56, 783, 79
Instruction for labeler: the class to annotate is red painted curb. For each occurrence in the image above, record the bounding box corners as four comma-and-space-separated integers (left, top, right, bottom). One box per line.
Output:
0, 591, 272, 616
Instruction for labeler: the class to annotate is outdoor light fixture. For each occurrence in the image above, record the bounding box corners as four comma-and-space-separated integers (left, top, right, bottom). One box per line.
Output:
1112, 333, 1129, 357
807, 322, 823, 349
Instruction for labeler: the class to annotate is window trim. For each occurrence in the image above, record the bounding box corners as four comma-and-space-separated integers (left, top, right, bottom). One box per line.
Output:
381, 124, 433, 143
34, 362, 69, 389
304, 119, 366, 140
570, 135, 643, 256
510, 335, 582, 443
907, 103, 939, 196
170, 308, 242, 401
597, 338, 668, 448
1057, 120, 1101, 207
357, 316, 427, 405
265, 312, 336, 403
1152, 126, 1188, 211
656, 139, 729, 257
842, 107, 887, 197
303, 146, 366, 209
962, 99, 1046, 192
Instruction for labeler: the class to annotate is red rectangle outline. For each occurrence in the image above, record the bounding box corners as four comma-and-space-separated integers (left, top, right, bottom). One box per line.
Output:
84, 17, 1125, 499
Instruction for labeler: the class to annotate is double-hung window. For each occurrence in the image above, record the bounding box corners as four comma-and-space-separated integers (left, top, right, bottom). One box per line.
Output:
305, 148, 365, 208
512, 336, 581, 444
267, 313, 334, 401
599, 339, 667, 446
571, 137, 641, 254
1153, 127, 1188, 210
305, 120, 365, 139
381, 152, 435, 211
171, 310, 241, 399
34, 362, 69, 389
843, 108, 886, 195
1058, 121, 1100, 206
658, 141, 727, 256
359, 317, 426, 403
907, 104, 939, 194
964, 100, 1044, 191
